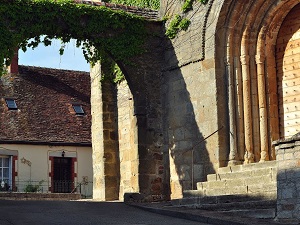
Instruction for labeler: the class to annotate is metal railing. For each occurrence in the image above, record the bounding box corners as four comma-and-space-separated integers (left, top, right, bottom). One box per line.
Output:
0, 180, 93, 198
181, 126, 224, 189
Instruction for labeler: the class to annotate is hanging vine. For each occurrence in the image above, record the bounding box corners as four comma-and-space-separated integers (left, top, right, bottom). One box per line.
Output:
0, 0, 153, 76
106, 0, 159, 10
165, 0, 208, 39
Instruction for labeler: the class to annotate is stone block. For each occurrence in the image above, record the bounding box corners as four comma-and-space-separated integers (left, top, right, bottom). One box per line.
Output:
281, 184, 297, 199
197, 182, 207, 190
226, 179, 246, 188
124, 192, 145, 203
284, 152, 295, 160
207, 180, 226, 189
206, 188, 227, 196
277, 170, 287, 181
245, 175, 272, 186
251, 168, 272, 177
247, 184, 277, 194
207, 174, 217, 181
218, 165, 242, 174
226, 186, 248, 195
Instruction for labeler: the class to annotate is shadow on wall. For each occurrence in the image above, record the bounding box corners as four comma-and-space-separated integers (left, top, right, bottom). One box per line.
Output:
162, 40, 216, 197
276, 168, 300, 224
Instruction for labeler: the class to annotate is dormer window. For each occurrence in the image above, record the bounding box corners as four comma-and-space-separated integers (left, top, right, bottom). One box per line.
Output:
72, 104, 84, 115
5, 99, 17, 110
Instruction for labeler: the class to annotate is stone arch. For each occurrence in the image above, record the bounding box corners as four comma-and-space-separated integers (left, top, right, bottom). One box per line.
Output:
276, 3, 300, 138
1, 1, 165, 200
216, 0, 300, 165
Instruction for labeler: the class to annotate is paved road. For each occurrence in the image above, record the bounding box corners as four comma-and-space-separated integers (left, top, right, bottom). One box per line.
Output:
0, 200, 211, 225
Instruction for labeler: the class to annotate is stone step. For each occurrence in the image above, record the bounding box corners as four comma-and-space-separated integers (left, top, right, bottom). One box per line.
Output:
197, 178, 277, 192
198, 199, 276, 211
217, 161, 277, 174
216, 208, 276, 219
207, 167, 277, 182
174, 194, 277, 219
181, 192, 277, 204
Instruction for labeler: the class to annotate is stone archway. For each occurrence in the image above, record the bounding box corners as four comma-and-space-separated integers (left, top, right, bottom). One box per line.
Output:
1, 1, 166, 201
276, 3, 300, 139
215, 0, 300, 165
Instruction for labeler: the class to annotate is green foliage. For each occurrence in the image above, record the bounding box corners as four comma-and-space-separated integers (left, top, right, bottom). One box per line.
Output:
0, 0, 149, 75
182, 0, 193, 13
165, 15, 191, 39
24, 180, 44, 193
106, 0, 159, 10
113, 65, 125, 84
166, 0, 209, 39
99, 53, 125, 84
199, 0, 208, 4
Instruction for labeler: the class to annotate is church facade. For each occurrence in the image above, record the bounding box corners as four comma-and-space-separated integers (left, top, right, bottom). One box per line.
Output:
90, 0, 300, 222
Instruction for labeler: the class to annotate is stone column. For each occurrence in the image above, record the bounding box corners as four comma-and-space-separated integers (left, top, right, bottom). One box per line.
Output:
234, 56, 245, 161
90, 62, 106, 200
90, 60, 120, 201
240, 55, 254, 163
256, 54, 269, 162
225, 55, 238, 165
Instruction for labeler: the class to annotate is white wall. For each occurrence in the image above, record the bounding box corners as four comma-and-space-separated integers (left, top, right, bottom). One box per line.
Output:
0, 144, 93, 197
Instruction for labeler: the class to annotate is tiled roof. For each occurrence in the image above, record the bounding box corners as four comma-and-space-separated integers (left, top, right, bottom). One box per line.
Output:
74, 0, 159, 20
0, 66, 91, 146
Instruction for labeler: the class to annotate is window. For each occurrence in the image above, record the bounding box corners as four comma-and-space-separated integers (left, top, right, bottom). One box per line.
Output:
5, 99, 17, 110
0, 156, 11, 191
72, 104, 84, 115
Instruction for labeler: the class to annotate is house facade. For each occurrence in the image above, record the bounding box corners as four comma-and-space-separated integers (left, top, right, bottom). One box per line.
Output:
0, 65, 93, 197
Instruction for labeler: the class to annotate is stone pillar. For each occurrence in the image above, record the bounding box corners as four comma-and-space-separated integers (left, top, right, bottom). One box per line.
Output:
240, 55, 254, 163
90, 62, 106, 200
225, 55, 238, 165
90, 60, 120, 201
274, 133, 300, 224
234, 56, 245, 161
256, 54, 269, 162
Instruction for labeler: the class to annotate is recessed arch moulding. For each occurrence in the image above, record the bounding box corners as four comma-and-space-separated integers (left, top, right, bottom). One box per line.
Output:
215, 0, 300, 164
160, 0, 300, 200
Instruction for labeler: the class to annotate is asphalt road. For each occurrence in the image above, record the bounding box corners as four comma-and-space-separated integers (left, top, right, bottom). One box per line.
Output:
0, 200, 211, 225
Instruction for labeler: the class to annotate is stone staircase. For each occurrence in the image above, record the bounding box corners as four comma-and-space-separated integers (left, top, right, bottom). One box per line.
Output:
173, 161, 278, 219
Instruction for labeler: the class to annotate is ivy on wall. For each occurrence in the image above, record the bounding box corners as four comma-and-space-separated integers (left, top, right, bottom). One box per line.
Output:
0, 0, 150, 79
105, 0, 159, 10
165, 0, 208, 39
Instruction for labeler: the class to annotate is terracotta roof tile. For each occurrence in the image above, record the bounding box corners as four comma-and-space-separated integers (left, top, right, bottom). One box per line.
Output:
0, 66, 91, 145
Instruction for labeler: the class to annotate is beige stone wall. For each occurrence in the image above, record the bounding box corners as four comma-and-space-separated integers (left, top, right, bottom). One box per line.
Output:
117, 81, 138, 200
162, 1, 224, 199
276, 3, 300, 139
274, 135, 300, 224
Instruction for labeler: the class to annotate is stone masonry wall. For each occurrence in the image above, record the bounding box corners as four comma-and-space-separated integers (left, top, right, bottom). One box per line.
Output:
274, 133, 300, 224
161, 0, 226, 199
117, 81, 139, 200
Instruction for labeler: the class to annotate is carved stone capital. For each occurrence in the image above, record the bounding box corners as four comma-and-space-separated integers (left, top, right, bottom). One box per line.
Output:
240, 55, 250, 65
255, 54, 265, 64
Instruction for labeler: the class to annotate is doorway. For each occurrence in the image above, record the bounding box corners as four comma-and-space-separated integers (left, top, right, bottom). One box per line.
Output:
53, 157, 72, 193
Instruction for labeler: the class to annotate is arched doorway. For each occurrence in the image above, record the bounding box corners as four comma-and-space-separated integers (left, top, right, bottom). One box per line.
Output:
276, 3, 300, 139
215, 0, 300, 165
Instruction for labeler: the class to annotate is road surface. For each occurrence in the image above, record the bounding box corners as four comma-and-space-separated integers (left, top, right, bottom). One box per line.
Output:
0, 200, 211, 225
